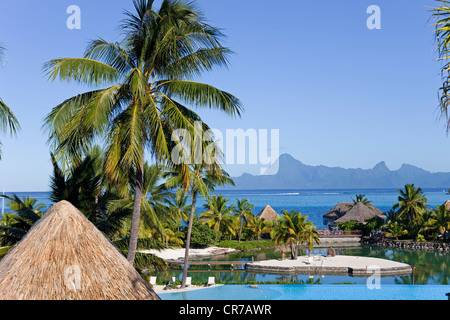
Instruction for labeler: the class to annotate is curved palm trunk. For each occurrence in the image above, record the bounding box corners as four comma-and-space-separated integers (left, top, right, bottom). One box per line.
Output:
181, 190, 197, 289
127, 162, 144, 265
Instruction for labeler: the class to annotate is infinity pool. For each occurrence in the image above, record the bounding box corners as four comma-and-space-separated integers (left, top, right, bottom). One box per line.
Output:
159, 285, 450, 300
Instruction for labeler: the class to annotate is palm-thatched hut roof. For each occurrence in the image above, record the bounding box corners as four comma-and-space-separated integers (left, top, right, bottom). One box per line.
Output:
0, 201, 160, 300
323, 202, 353, 221
323, 202, 386, 226
334, 202, 385, 225
257, 205, 279, 223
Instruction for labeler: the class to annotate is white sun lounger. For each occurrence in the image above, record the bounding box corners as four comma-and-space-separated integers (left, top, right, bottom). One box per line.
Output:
149, 276, 157, 286
206, 277, 215, 286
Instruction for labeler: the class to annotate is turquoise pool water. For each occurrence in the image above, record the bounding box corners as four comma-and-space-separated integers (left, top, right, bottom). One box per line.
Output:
159, 285, 450, 300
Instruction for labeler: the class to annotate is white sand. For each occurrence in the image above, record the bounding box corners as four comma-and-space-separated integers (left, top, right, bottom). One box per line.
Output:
248, 255, 412, 274
140, 246, 237, 261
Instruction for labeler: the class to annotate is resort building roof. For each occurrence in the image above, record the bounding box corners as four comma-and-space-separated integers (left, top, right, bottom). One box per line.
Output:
323, 202, 386, 226
0, 201, 159, 300
257, 205, 279, 223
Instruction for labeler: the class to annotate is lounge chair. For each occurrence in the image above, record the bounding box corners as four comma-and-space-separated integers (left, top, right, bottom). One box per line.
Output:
206, 277, 215, 287
186, 277, 192, 287
149, 276, 157, 286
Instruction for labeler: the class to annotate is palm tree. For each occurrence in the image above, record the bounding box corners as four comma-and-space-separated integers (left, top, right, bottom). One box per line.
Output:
0, 195, 46, 246
107, 162, 172, 242
352, 194, 371, 205
430, 204, 450, 240
433, 1, 450, 130
43, 0, 242, 265
270, 210, 317, 260
385, 221, 408, 241
0, 45, 20, 159
50, 147, 131, 237
234, 199, 255, 243
393, 184, 428, 222
165, 188, 191, 231
201, 195, 236, 237
250, 216, 272, 241
166, 163, 233, 288
303, 223, 320, 257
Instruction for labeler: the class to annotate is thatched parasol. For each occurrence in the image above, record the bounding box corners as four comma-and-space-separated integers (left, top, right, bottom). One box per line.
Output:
257, 205, 279, 223
0, 201, 160, 300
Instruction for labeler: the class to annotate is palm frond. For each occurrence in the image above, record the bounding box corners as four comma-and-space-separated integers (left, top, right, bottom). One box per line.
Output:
43, 58, 125, 87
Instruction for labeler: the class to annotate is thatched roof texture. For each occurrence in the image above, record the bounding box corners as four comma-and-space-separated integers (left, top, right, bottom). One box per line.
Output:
324, 201, 386, 225
0, 201, 160, 300
257, 205, 279, 223
334, 202, 385, 224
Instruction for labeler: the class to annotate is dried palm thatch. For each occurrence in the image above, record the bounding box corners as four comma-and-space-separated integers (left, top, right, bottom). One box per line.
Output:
257, 205, 279, 223
334, 202, 381, 225
0, 201, 160, 300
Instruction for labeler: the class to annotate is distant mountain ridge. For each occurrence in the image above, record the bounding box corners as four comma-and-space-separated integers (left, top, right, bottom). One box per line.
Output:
230, 154, 450, 189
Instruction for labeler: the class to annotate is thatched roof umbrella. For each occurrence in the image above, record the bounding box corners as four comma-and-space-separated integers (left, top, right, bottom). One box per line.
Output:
0, 201, 160, 300
334, 202, 383, 225
257, 205, 279, 223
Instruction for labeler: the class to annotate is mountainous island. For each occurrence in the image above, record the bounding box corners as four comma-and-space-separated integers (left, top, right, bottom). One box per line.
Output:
229, 154, 450, 190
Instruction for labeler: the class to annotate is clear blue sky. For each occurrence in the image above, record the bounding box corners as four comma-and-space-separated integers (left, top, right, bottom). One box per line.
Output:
0, 0, 447, 191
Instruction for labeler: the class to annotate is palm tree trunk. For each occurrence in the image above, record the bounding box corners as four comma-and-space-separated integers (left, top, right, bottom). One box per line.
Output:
181, 190, 197, 289
238, 216, 243, 244
127, 162, 144, 265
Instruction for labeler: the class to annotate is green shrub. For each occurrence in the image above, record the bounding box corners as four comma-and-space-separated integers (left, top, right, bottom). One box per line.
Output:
187, 218, 220, 248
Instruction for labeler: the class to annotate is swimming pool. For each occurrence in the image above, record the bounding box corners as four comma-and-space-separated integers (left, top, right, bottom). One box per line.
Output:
159, 285, 450, 300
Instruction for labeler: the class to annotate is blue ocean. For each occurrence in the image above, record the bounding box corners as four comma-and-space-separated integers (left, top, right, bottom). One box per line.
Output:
2, 188, 450, 227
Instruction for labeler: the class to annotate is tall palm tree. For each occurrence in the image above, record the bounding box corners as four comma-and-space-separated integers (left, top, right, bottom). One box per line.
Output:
270, 210, 316, 260
0, 45, 20, 159
393, 184, 428, 222
201, 195, 236, 236
166, 163, 233, 288
234, 199, 254, 243
43, 0, 241, 265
